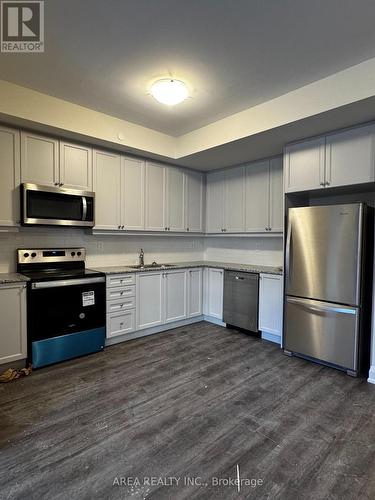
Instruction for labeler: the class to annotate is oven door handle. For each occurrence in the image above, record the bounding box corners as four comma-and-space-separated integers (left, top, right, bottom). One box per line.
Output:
31, 277, 105, 289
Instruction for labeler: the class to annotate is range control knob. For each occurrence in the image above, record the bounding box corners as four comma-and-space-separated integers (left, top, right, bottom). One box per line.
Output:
71, 251, 76, 257
77, 251, 82, 256
23, 252, 29, 258
31, 252, 37, 258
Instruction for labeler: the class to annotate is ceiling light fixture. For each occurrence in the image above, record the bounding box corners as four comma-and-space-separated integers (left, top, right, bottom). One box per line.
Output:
150, 79, 189, 105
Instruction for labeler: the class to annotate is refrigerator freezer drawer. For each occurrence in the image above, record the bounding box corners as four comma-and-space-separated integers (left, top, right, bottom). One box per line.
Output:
285, 296, 359, 370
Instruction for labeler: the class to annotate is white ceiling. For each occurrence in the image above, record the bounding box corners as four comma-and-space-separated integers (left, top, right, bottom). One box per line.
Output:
1, 0, 375, 137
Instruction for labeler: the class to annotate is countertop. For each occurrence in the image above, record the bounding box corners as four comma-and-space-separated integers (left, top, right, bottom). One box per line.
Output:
93, 260, 283, 275
0, 273, 29, 284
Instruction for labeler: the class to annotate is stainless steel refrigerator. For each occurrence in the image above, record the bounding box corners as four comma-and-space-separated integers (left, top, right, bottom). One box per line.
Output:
284, 203, 373, 376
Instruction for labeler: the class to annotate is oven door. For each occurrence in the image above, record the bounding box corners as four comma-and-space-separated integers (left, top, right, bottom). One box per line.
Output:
22, 183, 94, 227
28, 277, 105, 341
28, 277, 106, 368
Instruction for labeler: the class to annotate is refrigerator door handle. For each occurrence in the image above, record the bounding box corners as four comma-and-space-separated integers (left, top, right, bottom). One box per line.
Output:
285, 219, 292, 286
287, 297, 356, 315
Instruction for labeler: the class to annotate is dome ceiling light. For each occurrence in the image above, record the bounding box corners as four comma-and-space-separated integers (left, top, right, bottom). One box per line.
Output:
150, 79, 189, 106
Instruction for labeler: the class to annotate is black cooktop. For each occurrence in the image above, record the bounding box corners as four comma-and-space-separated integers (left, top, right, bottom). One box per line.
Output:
20, 268, 103, 282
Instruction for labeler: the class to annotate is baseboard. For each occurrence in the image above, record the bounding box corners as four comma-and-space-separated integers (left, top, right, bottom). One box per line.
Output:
261, 331, 281, 345
203, 315, 226, 327
106, 316, 205, 346
367, 365, 375, 384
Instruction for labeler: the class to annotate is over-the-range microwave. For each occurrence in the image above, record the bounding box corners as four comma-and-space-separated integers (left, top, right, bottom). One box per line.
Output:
21, 183, 95, 227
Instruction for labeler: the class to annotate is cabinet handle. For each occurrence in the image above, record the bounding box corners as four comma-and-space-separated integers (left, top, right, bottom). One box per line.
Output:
60, 183, 64, 186
325, 181, 330, 186
118, 225, 121, 229
187, 227, 190, 231
320, 182, 325, 186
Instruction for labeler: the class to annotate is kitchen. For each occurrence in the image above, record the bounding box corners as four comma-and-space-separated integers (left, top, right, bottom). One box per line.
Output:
1, 1, 375, 499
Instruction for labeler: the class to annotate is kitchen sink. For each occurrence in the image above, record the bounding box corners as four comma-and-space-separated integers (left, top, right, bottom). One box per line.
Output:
128, 263, 175, 269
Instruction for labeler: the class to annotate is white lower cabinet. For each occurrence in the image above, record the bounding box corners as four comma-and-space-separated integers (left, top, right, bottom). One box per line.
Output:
164, 269, 187, 323
136, 272, 164, 330
204, 268, 224, 320
107, 310, 135, 338
0, 283, 27, 365
188, 268, 203, 317
258, 273, 283, 344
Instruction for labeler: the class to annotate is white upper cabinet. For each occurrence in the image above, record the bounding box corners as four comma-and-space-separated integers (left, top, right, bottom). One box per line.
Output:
166, 167, 185, 232
59, 141, 93, 191
21, 131, 59, 186
325, 124, 375, 188
93, 150, 121, 230
245, 160, 269, 232
145, 162, 167, 231
269, 157, 283, 232
0, 126, 20, 227
224, 166, 245, 233
185, 170, 203, 232
206, 170, 225, 233
164, 269, 187, 323
137, 272, 164, 329
284, 137, 325, 193
259, 273, 283, 343
188, 268, 203, 317
121, 156, 145, 231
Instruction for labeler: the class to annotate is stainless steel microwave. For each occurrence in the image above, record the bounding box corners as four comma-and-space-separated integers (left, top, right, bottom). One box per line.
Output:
21, 183, 95, 227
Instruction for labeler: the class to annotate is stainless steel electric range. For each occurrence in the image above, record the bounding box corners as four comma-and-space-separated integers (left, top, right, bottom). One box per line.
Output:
17, 248, 106, 369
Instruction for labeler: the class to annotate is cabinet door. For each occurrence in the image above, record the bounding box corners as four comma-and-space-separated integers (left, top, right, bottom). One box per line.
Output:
93, 150, 121, 230
206, 170, 224, 233
164, 270, 187, 323
0, 126, 20, 227
185, 170, 203, 232
224, 166, 245, 232
269, 157, 283, 232
145, 162, 166, 231
121, 156, 145, 230
206, 268, 224, 319
137, 272, 163, 329
59, 141, 93, 190
325, 125, 375, 188
259, 274, 283, 339
188, 268, 203, 317
284, 137, 325, 192
0, 284, 27, 365
166, 167, 185, 232
21, 131, 59, 186
245, 160, 269, 232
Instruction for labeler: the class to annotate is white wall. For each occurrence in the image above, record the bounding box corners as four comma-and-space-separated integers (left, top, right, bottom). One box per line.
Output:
0, 228, 204, 273
204, 236, 283, 266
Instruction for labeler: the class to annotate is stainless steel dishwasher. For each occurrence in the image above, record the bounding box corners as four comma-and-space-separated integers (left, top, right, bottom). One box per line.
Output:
223, 270, 259, 332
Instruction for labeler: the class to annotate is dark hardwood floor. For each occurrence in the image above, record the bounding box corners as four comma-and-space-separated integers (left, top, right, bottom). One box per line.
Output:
1, 322, 375, 500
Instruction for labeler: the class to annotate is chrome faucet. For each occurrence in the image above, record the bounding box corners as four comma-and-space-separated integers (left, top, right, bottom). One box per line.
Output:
139, 248, 144, 267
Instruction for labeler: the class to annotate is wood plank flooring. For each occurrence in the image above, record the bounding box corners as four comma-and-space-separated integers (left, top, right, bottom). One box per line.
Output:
1, 321, 375, 500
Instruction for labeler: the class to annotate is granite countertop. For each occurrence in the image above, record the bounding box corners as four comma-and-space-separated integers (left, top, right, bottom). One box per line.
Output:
93, 261, 283, 275
0, 273, 30, 284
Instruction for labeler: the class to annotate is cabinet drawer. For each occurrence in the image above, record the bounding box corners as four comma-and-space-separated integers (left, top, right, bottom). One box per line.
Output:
107, 310, 135, 338
107, 297, 136, 313
107, 285, 135, 301
107, 274, 135, 288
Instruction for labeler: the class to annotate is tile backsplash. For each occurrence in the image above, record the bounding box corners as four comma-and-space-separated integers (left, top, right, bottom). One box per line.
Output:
0, 228, 283, 272
204, 236, 283, 266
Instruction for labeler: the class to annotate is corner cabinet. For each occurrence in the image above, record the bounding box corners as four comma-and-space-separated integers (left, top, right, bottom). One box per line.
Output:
0, 283, 27, 365
0, 126, 20, 227
284, 124, 375, 193
258, 273, 283, 344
